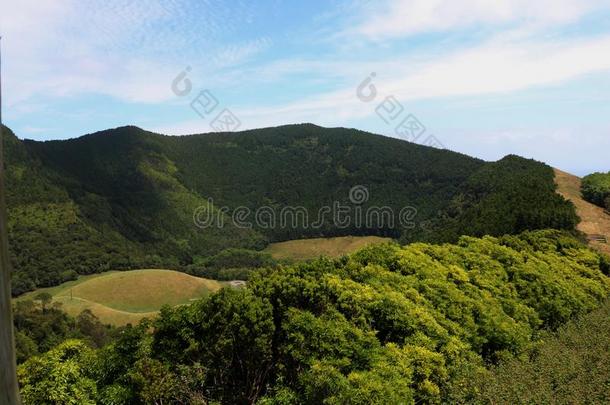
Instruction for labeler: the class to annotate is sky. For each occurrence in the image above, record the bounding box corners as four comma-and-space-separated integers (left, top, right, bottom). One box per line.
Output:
1, 0, 609, 175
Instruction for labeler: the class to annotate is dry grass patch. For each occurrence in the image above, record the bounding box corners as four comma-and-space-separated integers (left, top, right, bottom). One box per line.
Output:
59, 269, 222, 313
264, 235, 392, 261
554, 168, 610, 255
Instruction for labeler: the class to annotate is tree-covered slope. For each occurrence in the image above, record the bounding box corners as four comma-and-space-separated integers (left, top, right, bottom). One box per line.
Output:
16, 230, 610, 404
159, 124, 484, 240
25, 124, 485, 241
23, 126, 266, 255
3, 126, 148, 295
4, 124, 578, 294
6, 125, 267, 294
415, 155, 580, 243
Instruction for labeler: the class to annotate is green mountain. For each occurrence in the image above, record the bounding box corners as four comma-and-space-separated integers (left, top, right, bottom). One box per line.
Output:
3, 124, 578, 294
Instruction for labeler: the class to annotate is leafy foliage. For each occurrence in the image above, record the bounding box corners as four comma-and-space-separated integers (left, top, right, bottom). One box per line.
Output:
187, 248, 278, 280
464, 298, 610, 404
18, 339, 98, 404
13, 299, 114, 364
16, 231, 610, 403
581, 171, 610, 209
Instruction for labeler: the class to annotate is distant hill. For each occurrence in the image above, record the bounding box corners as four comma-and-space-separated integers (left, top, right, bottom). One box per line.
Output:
3, 124, 578, 294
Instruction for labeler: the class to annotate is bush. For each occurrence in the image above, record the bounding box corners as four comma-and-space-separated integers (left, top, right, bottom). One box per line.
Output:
581, 171, 610, 209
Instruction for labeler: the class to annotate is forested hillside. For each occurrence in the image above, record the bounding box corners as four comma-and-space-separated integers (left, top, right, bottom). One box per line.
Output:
16, 230, 610, 404
4, 124, 578, 294
4, 126, 147, 295
415, 155, 579, 243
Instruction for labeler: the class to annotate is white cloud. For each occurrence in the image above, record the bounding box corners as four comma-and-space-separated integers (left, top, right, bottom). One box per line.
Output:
223, 33, 610, 128
2, 0, 610, 177
349, 0, 610, 40
386, 34, 610, 101
0, 0, 174, 107
211, 37, 273, 68
0, 0, 265, 111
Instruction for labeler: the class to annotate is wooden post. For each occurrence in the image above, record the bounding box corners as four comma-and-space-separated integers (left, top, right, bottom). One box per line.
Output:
0, 36, 22, 405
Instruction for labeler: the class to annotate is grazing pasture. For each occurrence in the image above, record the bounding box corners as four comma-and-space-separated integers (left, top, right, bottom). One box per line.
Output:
18, 269, 225, 325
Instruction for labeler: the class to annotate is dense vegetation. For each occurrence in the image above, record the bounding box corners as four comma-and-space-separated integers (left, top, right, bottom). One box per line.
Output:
4, 126, 149, 295
4, 124, 577, 295
410, 155, 579, 243
470, 298, 610, 403
13, 294, 115, 364
16, 230, 610, 404
581, 171, 610, 210
185, 248, 278, 281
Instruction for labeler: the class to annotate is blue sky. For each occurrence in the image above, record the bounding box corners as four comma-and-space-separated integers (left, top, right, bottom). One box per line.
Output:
1, 0, 610, 175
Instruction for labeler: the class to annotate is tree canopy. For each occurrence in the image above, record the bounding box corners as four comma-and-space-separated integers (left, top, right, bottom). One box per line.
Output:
17, 230, 610, 404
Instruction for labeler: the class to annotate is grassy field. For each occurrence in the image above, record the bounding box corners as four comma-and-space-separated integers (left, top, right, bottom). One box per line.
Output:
17, 237, 394, 324
18, 269, 225, 326
555, 169, 610, 255
264, 235, 393, 261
